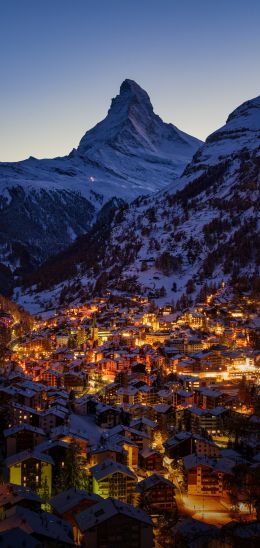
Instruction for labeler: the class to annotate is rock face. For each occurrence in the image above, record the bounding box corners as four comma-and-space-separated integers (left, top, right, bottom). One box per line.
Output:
76, 79, 202, 189
0, 80, 201, 289
19, 93, 260, 311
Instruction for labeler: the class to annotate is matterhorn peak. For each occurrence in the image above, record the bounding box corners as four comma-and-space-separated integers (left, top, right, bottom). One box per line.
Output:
106, 78, 154, 121
76, 78, 202, 178
119, 79, 151, 103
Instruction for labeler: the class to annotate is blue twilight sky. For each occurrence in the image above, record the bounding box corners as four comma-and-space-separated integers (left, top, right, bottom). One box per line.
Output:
1, 0, 260, 161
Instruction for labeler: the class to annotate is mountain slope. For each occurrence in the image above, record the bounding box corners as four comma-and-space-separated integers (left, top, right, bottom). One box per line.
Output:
0, 80, 202, 291
19, 94, 260, 311
76, 79, 202, 189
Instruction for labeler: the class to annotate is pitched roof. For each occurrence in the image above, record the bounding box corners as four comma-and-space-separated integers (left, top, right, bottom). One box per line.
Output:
6, 449, 54, 467
136, 473, 175, 491
3, 423, 46, 437
0, 484, 42, 508
90, 459, 136, 481
50, 488, 102, 514
75, 497, 152, 532
0, 507, 74, 544
0, 527, 41, 548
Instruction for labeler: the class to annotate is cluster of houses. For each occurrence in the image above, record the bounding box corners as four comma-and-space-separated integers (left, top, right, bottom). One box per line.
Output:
0, 292, 259, 545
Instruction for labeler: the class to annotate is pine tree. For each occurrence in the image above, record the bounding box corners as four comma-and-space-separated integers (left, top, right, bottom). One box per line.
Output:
61, 442, 88, 491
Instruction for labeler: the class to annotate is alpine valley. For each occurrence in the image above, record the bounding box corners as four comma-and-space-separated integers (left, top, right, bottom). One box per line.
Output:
1, 83, 260, 312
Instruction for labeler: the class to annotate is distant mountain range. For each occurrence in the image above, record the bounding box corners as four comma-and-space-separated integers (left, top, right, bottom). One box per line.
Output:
0, 79, 201, 293
18, 92, 260, 312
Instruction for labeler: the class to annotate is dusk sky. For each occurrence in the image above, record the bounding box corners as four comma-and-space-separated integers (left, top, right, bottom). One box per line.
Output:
1, 0, 260, 161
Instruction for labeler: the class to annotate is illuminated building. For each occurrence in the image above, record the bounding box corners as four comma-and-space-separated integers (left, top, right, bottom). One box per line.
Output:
90, 459, 137, 503
183, 454, 233, 496
6, 450, 53, 496
136, 474, 176, 512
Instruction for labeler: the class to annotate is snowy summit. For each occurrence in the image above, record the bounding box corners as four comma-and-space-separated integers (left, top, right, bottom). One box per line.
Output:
0, 79, 202, 280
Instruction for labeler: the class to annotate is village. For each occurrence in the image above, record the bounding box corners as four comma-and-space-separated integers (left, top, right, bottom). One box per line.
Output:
0, 288, 260, 547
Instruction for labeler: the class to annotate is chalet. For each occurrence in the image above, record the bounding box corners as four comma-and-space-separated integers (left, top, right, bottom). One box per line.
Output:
63, 371, 86, 392
11, 403, 40, 428
101, 382, 120, 405
50, 426, 89, 456
40, 368, 62, 387
136, 473, 175, 512
90, 444, 124, 466
50, 488, 102, 544
139, 448, 163, 471
90, 459, 137, 504
187, 405, 229, 435
173, 389, 193, 408
39, 408, 68, 433
192, 435, 221, 458
117, 386, 140, 406
0, 506, 74, 546
110, 435, 139, 470
130, 417, 158, 439
6, 450, 53, 496
0, 484, 42, 519
172, 517, 218, 547
139, 385, 158, 405
164, 432, 194, 459
152, 403, 174, 430
183, 454, 234, 496
4, 423, 46, 457
194, 387, 225, 409
75, 497, 153, 548
95, 403, 121, 428
36, 439, 70, 487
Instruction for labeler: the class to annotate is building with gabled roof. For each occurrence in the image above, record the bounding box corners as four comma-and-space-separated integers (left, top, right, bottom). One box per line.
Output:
136, 473, 176, 512
90, 458, 137, 503
0, 506, 74, 546
4, 423, 47, 457
6, 450, 53, 496
75, 497, 153, 548
183, 453, 234, 496
50, 488, 102, 544
0, 484, 42, 519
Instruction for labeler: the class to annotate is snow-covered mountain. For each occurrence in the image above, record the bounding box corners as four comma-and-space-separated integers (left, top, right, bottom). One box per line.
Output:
76, 79, 202, 189
0, 79, 201, 290
19, 94, 260, 312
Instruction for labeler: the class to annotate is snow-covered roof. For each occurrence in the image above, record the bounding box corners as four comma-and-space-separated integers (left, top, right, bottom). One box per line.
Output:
0, 484, 42, 507
136, 473, 174, 491
6, 449, 54, 467
90, 458, 136, 481
75, 497, 152, 531
0, 506, 74, 544
50, 488, 102, 514
3, 423, 46, 437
